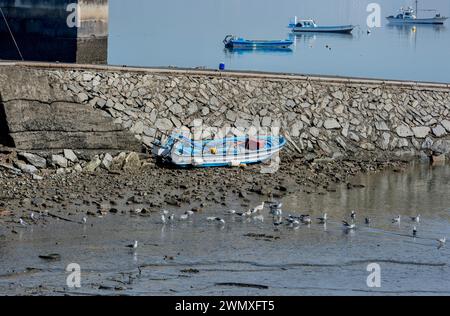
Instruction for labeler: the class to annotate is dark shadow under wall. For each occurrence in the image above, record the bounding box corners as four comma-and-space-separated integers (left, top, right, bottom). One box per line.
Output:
0, 93, 14, 147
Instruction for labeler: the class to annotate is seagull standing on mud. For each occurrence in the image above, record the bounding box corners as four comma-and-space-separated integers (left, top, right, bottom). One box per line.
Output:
269, 202, 282, 216
126, 241, 138, 249
437, 237, 446, 249
302, 216, 312, 225
392, 215, 401, 224
19, 218, 27, 226
411, 214, 420, 223
286, 216, 300, 227
252, 202, 265, 214
207, 217, 226, 225
317, 213, 327, 224
179, 214, 189, 220
82, 217, 87, 224
350, 211, 356, 221
342, 220, 356, 229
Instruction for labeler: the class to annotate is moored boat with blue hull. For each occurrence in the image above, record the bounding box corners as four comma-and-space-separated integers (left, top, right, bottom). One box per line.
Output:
153, 133, 286, 168
223, 35, 294, 50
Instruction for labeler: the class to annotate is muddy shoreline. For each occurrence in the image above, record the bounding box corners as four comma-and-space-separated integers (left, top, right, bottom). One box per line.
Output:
0, 152, 408, 234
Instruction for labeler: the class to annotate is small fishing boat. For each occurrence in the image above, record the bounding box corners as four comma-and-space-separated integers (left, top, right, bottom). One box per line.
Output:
386, 7, 447, 25
289, 18, 355, 34
153, 133, 286, 168
223, 35, 294, 50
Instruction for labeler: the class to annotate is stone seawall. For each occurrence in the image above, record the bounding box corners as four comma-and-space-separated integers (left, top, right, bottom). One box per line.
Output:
1, 63, 450, 162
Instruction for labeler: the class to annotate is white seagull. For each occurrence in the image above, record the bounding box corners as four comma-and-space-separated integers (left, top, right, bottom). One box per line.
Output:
252, 202, 265, 213
411, 214, 420, 223
168, 214, 175, 221
179, 214, 189, 220
317, 213, 328, 224
350, 211, 356, 221
270, 208, 283, 216
19, 218, 27, 226
437, 237, 446, 249
286, 217, 300, 226
269, 202, 282, 210
82, 217, 87, 224
225, 210, 236, 215
161, 209, 169, 215
392, 215, 401, 224
207, 217, 226, 225
342, 220, 356, 229
126, 241, 138, 249
185, 210, 195, 216
161, 214, 167, 224
302, 216, 312, 225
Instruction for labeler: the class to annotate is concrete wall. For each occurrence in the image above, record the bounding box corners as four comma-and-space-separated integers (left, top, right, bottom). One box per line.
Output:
0, 63, 140, 151
1, 63, 450, 161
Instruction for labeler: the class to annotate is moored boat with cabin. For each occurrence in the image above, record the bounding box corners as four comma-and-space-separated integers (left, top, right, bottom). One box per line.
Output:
289, 18, 355, 34
386, 6, 447, 25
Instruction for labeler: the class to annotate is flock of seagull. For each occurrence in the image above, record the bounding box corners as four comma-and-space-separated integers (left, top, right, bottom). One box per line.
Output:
16, 202, 447, 251
156, 201, 447, 250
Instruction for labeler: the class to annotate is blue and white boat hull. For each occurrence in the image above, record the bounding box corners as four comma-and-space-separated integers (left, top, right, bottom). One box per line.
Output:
153, 134, 286, 168
223, 35, 294, 50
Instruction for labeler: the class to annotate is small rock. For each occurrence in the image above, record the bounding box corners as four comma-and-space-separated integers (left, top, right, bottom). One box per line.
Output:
32, 174, 43, 180
18, 152, 47, 168
77, 93, 89, 103
395, 125, 414, 138
332, 91, 344, 100
110, 152, 127, 171
123, 152, 141, 172
101, 153, 113, 170
84, 156, 102, 172
412, 126, 430, 139
15, 162, 38, 174
323, 118, 341, 130
63, 149, 78, 163
52, 155, 68, 168
432, 125, 447, 138
441, 120, 450, 132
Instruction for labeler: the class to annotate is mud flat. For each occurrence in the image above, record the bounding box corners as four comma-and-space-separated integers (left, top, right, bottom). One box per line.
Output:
1, 161, 449, 296
0, 149, 407, 231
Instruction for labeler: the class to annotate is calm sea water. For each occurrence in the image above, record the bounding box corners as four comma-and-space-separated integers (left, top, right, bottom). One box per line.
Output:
108, 0, 450, 83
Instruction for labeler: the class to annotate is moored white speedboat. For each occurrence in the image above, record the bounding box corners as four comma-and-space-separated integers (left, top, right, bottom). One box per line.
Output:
289, 18, 355, 34
386, 7, 447, 25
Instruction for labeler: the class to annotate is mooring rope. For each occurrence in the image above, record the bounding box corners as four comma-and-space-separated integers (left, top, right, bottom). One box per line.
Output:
0, 6, 24, 61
